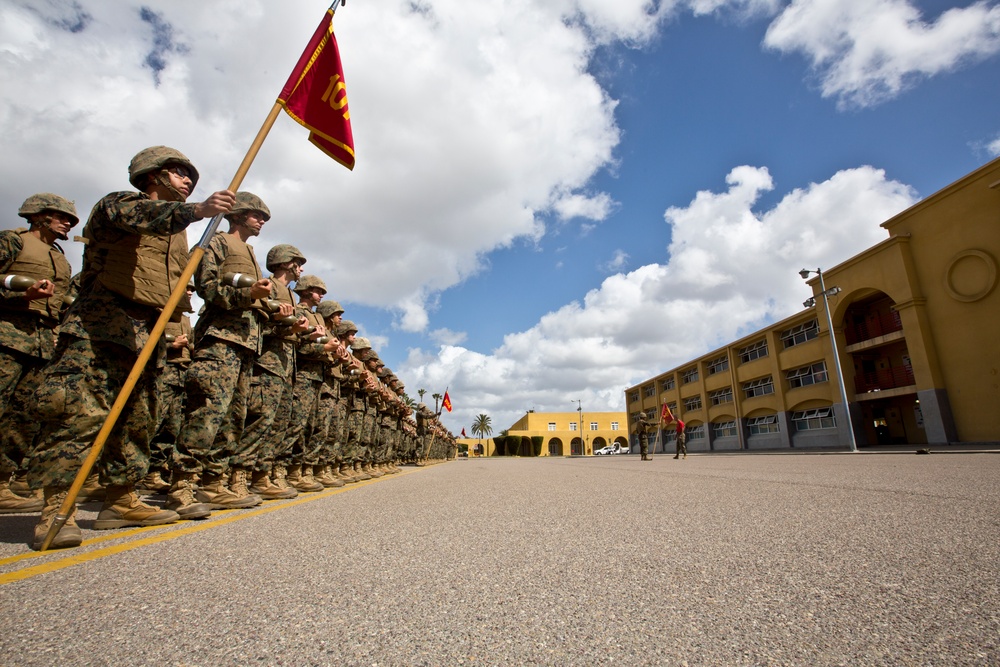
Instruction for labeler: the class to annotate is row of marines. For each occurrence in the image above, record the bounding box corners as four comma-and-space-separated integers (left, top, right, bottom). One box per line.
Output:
0, 145, 456, 550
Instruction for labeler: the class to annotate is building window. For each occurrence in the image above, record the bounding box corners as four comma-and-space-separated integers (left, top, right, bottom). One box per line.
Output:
786, 361, 829, 389
681, 368, 699, 384
738, 339, 769, 363
628, 392, 639, 404
590, 422, 598, 431
791, 408, 836, 431
664, 430, 677, 443
688, 425, 705, 440
747, 415, 779, 435
706, 356, 729, 375
781, 319, 819, 349
643, 384, 656, 398
611, 422, 619, 431
713, 421, 737, 438
683, 395, 702, 411
661, 377, 675, 391
569, 422, 577, 431
709, 387, 733, 405
547, 422, 556, 431
667, 402, 678, 414
742, 376, 774, 399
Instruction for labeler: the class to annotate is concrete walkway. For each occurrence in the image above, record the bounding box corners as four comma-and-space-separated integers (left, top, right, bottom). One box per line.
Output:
1, 453, 997, 666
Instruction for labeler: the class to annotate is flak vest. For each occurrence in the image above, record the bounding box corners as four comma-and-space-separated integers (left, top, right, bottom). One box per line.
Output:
217, 235, 266, 312
1, 229, 72, 320
86, 228, 188, 310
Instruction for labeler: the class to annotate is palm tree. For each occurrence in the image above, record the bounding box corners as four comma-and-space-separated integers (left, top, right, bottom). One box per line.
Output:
417, 388, 426, 404
471, 413, 492, 456
432, 392, 442, 413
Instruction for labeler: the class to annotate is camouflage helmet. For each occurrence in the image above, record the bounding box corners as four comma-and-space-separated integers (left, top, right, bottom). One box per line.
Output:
266, 244, 306, 272
351, 336, 371, 352
316, 300, 345, 319
18, 193, 79, 226
292, 274, 327, 294
336, 319, 358, 336
225, 191, 271, 222
128, 146, 200, 189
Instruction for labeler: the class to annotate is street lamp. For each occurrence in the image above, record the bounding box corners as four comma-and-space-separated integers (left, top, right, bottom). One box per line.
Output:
572, 399, 583, 455
800, 268, 858, 453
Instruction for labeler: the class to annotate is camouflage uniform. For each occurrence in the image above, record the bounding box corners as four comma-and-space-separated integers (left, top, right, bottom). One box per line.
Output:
279, 291, 327, 472
0, 228, 73, 478
173, 232, 265, 477
28, 192, 197, 489
149, 314, 193, 475
635, 413, 656, 460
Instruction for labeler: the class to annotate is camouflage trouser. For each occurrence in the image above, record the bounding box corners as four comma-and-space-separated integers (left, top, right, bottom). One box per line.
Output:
345, 408, 365, 462
374, 420, 393, 463
174, 338, 253, 477
639, 432, 651, 457
0, 349, 47, 476
150, 363, 187, 472
28, 336, 157, 489
244, 366, 292, 472
675, 432, 687, 457
309, 384, 341, 463
280, 376, 322, 467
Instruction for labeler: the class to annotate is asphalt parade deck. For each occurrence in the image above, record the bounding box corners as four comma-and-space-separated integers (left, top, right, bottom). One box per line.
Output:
0, 452, 997, 666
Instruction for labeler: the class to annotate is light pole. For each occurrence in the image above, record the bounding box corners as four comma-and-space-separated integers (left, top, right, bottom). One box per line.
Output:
573, 399, 583, 455
800, 268, 858, 453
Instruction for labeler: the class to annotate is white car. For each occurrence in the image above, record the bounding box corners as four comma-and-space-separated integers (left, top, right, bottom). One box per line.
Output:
594, 446, 613, 455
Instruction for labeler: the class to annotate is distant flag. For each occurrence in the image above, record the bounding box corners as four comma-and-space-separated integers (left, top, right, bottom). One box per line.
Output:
278, 4, 355, 170
661, 402, 674, 424
442, 391, 453, 412
461, 427, 467, 437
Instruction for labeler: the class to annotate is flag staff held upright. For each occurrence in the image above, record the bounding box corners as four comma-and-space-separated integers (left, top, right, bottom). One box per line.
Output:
40, 2, 353, 551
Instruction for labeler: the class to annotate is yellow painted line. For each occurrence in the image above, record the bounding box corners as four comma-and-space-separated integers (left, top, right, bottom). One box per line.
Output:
0, 469, 416, 586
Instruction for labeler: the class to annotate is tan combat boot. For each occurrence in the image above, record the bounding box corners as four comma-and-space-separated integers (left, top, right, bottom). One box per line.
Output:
93, 485, 180, 530
364, 462, 383, 478
195, 472, 261, 509
227, 467, 263, 507
287, 464, 323, 492
0, 476, 43, 514
10, 472, 30, 496
337, 462, 357, 483
270, 465, 299, 497
353, 461, 371, 481
139, 470, 171, 494
164, 472, 212, 520
76, 471, 106, 502
248, 468, 297, 500
315, 464, 344, 488
32, 488, 82, 550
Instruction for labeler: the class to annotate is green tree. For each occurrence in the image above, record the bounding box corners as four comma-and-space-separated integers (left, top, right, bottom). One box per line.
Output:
471, 413, 492, 456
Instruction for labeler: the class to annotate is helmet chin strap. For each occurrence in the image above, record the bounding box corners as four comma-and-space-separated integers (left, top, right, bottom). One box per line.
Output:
32, 215, 69, 241
153, 170, 188, 202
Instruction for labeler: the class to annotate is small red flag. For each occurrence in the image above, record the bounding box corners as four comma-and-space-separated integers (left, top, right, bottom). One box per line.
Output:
461, 427, 467, 437
661, 402, 674, 423
279, 6, 355, 170
442, 391, 453, 412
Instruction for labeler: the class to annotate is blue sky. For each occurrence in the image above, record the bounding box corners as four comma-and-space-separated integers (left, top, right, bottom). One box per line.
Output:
1, 0, 998, 433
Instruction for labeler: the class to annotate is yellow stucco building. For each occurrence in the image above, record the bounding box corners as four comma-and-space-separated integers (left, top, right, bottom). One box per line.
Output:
462, 411, 630, 456
625, 157, 1000, 450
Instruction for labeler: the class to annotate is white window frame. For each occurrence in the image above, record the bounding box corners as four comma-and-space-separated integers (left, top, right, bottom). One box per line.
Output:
706, 356, 729, 375
683, 395, 702, 411
742, 376, 774, 399
791, 408, 836, 431
709, 387, 733, 405
712, 420, 737, 438
547, 422, 556, 431
739, 339, 769, 363
780, 319, 819, 349
610, 422, 619, 431
786, 361, 828, 389
747, 415, 779, 435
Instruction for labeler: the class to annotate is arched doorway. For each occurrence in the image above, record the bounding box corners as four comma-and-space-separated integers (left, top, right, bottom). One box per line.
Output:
570, 437, 583, 455
548, 438, 563, 456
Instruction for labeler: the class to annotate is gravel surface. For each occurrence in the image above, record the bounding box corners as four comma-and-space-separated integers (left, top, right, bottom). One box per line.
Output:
1, 453, 998, 666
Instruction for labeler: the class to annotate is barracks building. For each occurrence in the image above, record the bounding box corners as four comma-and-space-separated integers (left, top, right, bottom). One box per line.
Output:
626, 157, 1000, 451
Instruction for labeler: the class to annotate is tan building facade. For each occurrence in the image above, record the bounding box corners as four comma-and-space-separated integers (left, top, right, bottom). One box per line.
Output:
503, 411, 630, 456
626, 157, 1000, 450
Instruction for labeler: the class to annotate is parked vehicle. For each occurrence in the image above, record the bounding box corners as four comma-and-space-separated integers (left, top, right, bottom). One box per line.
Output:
595, 446, 613, 455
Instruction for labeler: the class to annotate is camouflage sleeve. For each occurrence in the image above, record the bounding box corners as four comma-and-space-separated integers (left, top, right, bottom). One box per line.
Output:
195, 235, 255, 311
98, 191, 199, 237
0, 231, 26, 306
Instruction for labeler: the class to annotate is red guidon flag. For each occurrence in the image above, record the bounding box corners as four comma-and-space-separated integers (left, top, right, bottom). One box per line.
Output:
461, 428, 467, 437
661, 402, 675, 424
442, 391, 453, 412
278, 6, 355, 170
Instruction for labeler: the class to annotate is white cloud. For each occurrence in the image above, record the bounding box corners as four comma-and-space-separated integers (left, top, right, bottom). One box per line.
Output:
601, 249, 630, 273
987, 134, 1000, 156
402, 165, 918, 430
764, 0, 1000, 108
429, 328, 468, 346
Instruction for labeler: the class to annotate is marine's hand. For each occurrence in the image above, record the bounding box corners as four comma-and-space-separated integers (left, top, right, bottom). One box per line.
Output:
24, 279, 55, 301
249, 279, 272, 301
194, 190, 236, 219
